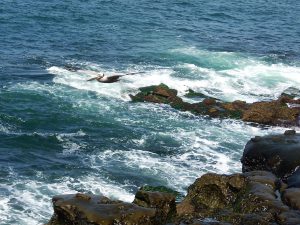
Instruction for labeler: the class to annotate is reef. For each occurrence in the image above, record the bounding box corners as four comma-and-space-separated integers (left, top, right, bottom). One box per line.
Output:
46, 131, 300, 225
129, 84, 300, 127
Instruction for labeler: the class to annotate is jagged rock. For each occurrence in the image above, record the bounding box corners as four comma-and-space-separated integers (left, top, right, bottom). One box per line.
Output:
130, 84, 179, 104
133, 190, 176, 223
130, 84, 246, 120
47, 193, 158, 225
177, 173, 246, 216
176, 171, 293, 225
241, 133, 300, 178
130, 84, 300, 126
241, 100, 299, 125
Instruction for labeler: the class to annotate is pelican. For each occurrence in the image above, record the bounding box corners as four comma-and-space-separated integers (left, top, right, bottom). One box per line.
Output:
87, 73, 126, 83
64, 66, 145, 83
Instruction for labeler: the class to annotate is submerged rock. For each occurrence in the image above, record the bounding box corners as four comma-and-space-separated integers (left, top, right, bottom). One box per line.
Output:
184, 89, 209, 99
280, 87, 300, 99
130, 84, 300, 127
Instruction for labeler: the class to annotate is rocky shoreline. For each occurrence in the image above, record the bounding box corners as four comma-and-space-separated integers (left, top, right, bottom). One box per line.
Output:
46, 131, 300, 225
130, 84, 300, 127
46, 84, 300, 225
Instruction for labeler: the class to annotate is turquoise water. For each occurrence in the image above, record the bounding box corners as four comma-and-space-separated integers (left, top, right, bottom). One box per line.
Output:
1, 1, 300, 224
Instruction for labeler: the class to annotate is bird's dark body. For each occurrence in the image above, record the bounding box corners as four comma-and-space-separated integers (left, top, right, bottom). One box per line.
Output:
99, 75, 123, 83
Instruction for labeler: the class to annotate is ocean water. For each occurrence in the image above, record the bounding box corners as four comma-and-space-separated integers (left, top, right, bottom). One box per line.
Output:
1, 0, 300, 224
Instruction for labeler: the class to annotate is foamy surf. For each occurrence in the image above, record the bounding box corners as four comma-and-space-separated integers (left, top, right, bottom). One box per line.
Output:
173, 47, 300, 102
47, 49, 300, 104
0, 170, 134, 225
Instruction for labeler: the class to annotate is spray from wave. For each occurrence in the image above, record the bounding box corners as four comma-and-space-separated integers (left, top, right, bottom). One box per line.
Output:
47, 48, 300, 103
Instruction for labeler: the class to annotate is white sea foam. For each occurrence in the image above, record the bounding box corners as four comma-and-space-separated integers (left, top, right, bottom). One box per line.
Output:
47, 52, 300, 104
4, 48, 300, 224
173, 47, 300, 102
0, 169, 134, 225
85, 116, 283, 194
0, 123, 9, 134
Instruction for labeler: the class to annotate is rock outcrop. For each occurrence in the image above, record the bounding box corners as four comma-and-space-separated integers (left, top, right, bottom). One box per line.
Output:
130, 84, 300, 126
241, 131, 300, 178
48, 193, 157, 225
47, 131, 300, 225
176, 171, 298, 225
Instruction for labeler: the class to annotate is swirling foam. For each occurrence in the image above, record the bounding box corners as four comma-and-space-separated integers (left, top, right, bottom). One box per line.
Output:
47, 49, 300, 103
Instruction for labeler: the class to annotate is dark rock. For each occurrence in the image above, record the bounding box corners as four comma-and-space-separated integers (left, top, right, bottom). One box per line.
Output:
277, 210, 300, 225
139, 185, 183, 200
47, 193, 158, 225
177, 173, 246, 217
287, 167, 300, 188
190, 220, 233, 225
241, 133, 300, 178
241, 100, 299, 125
133, 190, 176, 223
282, 188, 300, 210
239, 213, 275, 225
203, 98, 217, 106
184, 89, 208, 99
46, 132, 300, 225
130, 84, 300, 127
130, 84, 245, 121
280, 87, 300, 99
284, 130, 296, 135
177, 171, 293, 225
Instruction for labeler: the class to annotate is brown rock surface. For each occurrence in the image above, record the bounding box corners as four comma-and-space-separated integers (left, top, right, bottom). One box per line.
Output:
282, 188, 300, 210
47, 193, 157, 225
133, 190, 176, 223
130, 84, 300, 126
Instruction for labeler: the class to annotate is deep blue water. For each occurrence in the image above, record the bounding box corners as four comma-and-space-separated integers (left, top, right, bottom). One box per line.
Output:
1, 1, 300, 224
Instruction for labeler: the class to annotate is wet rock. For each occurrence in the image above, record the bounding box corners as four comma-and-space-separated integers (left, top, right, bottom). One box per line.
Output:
282, 188, 300, 210
177, 171, 293, 225
184, 89, 208, 99
277, 210, 300, 225
241, 100, 299, 125
203, 98, 217, 106
130, 84, 179, 104
241, 133, 300, 178
47, 193, 158, 225
133, 190, 176, 223
130, 84, 300, 127
287, 167, 300, 188
187, 220, 233, 225
130, 84, 245, 120
177, 173, 246, 217
284, 130, 296, 135
280, 87, 300, 99
139, 185, 183, 200
46, 132, 300, 225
